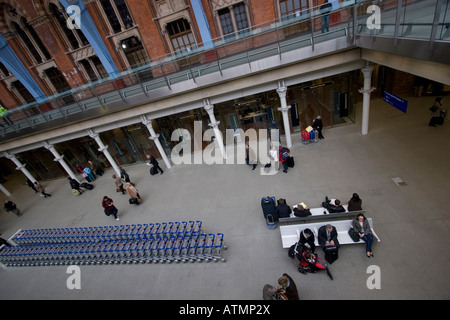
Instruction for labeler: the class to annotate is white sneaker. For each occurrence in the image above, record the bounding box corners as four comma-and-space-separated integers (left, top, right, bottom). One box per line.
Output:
116, 217, 120, 221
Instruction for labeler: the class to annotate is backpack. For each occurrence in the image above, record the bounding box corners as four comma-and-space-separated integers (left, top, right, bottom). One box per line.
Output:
280, 147, 290, 160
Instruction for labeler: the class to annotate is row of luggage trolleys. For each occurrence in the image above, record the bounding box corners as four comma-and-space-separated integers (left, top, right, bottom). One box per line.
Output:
1, 221, 227, 267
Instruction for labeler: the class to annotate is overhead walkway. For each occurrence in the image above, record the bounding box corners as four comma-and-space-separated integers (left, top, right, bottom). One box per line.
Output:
1, 0, 449, 150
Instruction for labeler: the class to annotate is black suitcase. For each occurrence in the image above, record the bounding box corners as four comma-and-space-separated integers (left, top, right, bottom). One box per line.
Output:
81, 182, 94, 190
150, 166, 157, 175
261, 196, 276, 219
324, 247, 338, 264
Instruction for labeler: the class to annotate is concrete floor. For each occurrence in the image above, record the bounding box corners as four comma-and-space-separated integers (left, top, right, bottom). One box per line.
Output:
0, 94, 449, 300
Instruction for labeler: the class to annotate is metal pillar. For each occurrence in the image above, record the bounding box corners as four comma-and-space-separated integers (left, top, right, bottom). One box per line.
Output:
88, 130, 121, 177
43, 142, 80, 182
204, 99, 226, 159
359, 65, 375, 135
277, 81, 292, 148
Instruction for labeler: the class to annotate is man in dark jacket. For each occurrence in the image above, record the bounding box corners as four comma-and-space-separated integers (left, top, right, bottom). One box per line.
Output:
275, 198, 291, 220
68, 177, 83, 194
318, 224, 339, 250
322, 197, 346, 213
147, 155, 164, 175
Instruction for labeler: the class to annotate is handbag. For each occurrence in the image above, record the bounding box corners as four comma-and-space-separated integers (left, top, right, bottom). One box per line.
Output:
116, 188, 122, 193
348, 228, 360, 242
129, 198, 138, 204
429, 105, 438, 112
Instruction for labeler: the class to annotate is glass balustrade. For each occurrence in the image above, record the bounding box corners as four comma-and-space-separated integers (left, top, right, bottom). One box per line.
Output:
1, 0, 448, 140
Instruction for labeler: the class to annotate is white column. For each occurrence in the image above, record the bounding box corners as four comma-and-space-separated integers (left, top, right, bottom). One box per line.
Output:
2, 152, 36, 184
359, 65, 375, 135
141, 115, 172, 169
277, 81, 292, 148
204, 99, 226, 159
88, 130, 121, 177
0, 183, 11, 197
43, 142, 80, 182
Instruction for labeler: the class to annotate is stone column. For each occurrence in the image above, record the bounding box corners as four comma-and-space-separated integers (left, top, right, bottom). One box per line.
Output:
43, 142, 79, 182
359, 65, 376, 135
2, 152, 36, 184
277, 81, 292, 148
141, 115, 172, 169
204, 99, 226, 159
88, 130, 121, 177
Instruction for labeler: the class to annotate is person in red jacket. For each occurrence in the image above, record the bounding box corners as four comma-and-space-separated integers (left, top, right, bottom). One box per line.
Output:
102, 196, 119, 221
278, 146, 290, 173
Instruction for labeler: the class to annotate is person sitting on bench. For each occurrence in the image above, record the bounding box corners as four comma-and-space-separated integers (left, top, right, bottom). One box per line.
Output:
322, 196, 346, 213
275, 198, 291, 219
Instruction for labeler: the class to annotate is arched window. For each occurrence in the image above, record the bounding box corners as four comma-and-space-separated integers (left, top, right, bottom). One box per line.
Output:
10, 17, 51, 65
100, 0, 134, 34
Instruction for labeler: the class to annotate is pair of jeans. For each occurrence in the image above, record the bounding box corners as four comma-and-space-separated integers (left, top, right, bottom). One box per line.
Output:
361, 233, 374, 252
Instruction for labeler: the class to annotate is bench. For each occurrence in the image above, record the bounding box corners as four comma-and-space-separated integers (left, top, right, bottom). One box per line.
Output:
279, 218, 380, 249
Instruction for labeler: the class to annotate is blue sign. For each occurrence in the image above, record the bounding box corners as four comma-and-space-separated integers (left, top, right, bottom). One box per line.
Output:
383, 91, 408, 113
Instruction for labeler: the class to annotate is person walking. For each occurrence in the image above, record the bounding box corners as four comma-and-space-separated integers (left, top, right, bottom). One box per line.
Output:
34, 182, 51, 198
126, 182, 141, 205
146, 155, 164, 175
112, 174, 125, 194
102, 196, 119, 221
245, 144, 257, 170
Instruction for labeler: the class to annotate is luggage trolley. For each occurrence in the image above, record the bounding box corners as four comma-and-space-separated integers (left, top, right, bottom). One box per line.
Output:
211, 233, 227, 263
187, 234, 200, 263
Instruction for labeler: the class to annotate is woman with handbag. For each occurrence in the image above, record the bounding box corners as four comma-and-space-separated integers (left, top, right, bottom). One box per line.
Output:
352, 213, 374, 258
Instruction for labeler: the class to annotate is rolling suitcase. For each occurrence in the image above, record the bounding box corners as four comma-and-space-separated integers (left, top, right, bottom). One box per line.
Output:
150, 166, 157, 176
261, 196, 276, 219
80, 182, 94, 190
287, 156, 294, 168
324, 246, 338, 264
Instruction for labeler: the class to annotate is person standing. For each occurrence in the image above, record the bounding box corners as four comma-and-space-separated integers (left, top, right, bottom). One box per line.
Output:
312, 115, 324, 139
146, 155, 164, 175
278, 146, 290, 173
245, 144, 257, 170
269, 145, 279, 172
277, 273, 299, 300
429, 97, 445, 127
34, 182, 51, 198
102, 196, 119, 221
